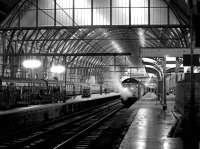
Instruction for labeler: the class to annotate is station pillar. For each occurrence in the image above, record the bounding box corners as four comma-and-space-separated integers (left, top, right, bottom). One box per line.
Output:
175, 57, 179, 83
100, 84, 103, 95
157, 80, 163, 103
162, 57, 167, 110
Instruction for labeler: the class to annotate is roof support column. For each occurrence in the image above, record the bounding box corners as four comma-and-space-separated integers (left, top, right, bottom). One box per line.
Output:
64, 56, 67, 89
54, 0, 57, 26
91, 0, 93, 26
129, 0, 131, 25
36, 0, 38, 27
114, 56, 116, 71
42, 56, 48, 79
148, 0, 150, 25
175, 57, 179, 83
73, 0, 75, 26
110, 0, 112, 25
167, 6, 170, 25
188, 6, 198, 148
162, 57, 167, 110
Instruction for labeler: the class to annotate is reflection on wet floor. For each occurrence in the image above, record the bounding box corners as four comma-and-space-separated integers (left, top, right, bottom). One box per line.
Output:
119, 97, 182, 149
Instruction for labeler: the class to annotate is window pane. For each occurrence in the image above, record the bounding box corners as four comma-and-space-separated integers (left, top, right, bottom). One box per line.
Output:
131, 8, 148, 24
75, 0, 91, 8
131, 0, 148, 7
150, 8, 168, 24
113, 0, 129, 7
38, 10, 54, 26
20, 10, 36, 27
75, 9, 91, 25
112, 8, 129, 25
56, 9, 73, 26
93, 0, 110, 8
39, 0, 54, 9
93, 8, 110, 25
169, 10, 179, 24
150, 0, 167, 7
56, 0, 73, 9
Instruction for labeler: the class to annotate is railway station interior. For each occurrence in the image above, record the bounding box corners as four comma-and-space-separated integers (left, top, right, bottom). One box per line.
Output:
0, 0, 200, 148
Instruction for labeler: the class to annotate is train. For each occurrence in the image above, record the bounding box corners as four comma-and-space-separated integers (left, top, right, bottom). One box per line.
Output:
0, 77, 110, 109
120, 78, 145, 107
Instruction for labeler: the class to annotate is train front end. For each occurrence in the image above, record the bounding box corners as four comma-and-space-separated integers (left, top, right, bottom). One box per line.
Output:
120, 78, 140, 107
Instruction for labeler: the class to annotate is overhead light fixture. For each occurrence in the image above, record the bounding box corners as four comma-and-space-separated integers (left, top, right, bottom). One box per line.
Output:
166, 64, 176, 68
22, 59, 41, 69
166, 56, 176, 61
50, 65, 65, 74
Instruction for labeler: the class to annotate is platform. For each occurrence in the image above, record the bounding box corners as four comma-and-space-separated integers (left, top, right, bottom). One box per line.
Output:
0, 93, 118, 115
65, 92, 119, 103
0, 93, 120, 138
119, 93, 182, 149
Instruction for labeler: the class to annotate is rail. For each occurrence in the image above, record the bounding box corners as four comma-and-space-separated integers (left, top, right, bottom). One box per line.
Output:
0, 98, 122, 149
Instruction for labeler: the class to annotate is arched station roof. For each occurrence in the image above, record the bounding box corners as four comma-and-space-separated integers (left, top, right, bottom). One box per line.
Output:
142, 58, 162, 79
0, 0, 190, 85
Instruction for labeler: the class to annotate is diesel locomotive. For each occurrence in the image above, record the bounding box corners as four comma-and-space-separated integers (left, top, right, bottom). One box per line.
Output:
121, 78, 145, 106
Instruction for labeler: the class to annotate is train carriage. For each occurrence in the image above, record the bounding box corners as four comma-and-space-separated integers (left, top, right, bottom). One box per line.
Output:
0, 77, 107, 109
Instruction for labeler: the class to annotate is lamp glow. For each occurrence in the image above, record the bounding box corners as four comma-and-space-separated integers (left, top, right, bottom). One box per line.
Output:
166, 56, 176, 61
50, 65, 65, 73
22, 59, 41, 69
166, 64, 176, 68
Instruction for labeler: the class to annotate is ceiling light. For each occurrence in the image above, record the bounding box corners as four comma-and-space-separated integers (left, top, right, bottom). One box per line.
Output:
22, 59, 41, 69
166, 64, 176, 68
50, 65, 65, 73
166, 56, 176, 61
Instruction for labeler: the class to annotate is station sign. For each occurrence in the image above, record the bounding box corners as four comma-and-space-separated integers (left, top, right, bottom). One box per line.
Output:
183, 54, 200, 66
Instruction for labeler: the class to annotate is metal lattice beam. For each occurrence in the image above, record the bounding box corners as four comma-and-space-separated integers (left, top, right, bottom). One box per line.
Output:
0, 52, 131, 57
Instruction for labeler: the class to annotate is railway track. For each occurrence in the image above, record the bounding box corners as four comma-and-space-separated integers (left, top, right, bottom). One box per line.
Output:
0, 98, 123, 149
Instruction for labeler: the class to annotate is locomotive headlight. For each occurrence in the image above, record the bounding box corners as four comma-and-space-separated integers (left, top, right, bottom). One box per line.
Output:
22, 59, 41, 69
50, 65, 65, 74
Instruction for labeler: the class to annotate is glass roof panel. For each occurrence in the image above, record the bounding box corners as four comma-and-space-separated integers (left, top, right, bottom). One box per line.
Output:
56, 0, 73, 8
74, 0, 91, 8
150, 0, 167, 7
3, 0, 183, 27
94, 0, 110, 8
113, 0, 129, 7
131, 0, 148, 7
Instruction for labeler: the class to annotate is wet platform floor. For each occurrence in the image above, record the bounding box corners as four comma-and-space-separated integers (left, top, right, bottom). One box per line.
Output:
119, 93, 182, 149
